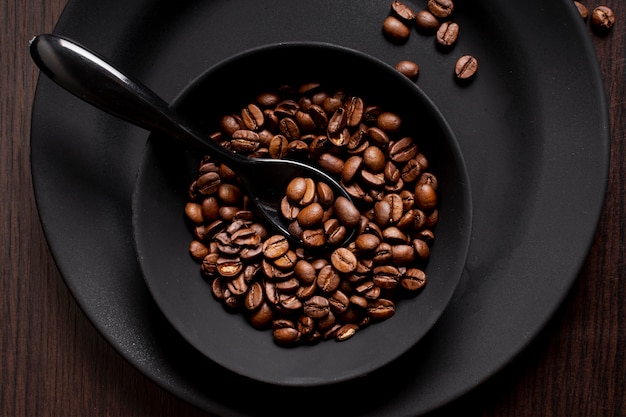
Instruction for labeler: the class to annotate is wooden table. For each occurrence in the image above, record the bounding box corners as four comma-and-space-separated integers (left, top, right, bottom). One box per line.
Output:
2, 1, 624, 415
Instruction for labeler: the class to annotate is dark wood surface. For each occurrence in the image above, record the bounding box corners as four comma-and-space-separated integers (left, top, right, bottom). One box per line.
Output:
2, 1, 624, 416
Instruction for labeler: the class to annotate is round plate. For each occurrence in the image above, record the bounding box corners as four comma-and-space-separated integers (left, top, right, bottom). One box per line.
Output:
30, 0, 609, 415
132, 42, 472, 386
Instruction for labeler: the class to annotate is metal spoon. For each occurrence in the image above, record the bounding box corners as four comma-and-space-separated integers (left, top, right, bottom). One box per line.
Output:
29, 33, 356, 247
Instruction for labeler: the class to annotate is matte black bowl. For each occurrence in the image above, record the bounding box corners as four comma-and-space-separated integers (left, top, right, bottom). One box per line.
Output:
132, 42, 472, 386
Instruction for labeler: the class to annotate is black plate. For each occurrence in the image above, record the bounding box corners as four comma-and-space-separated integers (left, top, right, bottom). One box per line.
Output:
132, 42, 472, 386
30, 0, 609, 415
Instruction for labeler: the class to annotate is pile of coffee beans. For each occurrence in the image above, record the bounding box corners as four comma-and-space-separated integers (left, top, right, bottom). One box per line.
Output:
382, 0, 478, 82
185, 82, 439, 345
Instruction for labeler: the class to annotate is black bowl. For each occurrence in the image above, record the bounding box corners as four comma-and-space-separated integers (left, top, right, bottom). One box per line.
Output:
132, 42, 472, 386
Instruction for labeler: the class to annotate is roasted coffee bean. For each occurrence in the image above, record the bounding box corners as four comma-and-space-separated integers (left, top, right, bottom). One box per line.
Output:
324, 219, 347, 246
428, 0, 454, 19
341, 155, 363, 183
363, 145, 387, 173
367, 298, 396, 320
273, 327, 301, 344
216, 257, 243, 278
401, 268, 428, 291
275, 99, 299, 117
196, 172, 221, 195
304, 295, 330, 318
318, 153, 345, 175
185, 202, 204, 224
346, 96, 365, 127
355, 233, 381, 252
286, 177, 307, 203
383, 15, 411, 43
297, 315, 315, 336
200, 197, 220, 221
334, 196, 361, 228
316, 182, 335, 207
418, 171, 438, 189
231, 228, 261, 247
415, 9, 440, 32
436, 21, 459, 47
317, 264, 341, 292
329, 290, 350, 314
361, 170, 386, 188
574, 1, 589, 20
391, 0, 416, 23
335, 323, 359, 341
295, 259, 317, 285
455, 55, 478, 80
280, 196, 300, 220
331, 247, 358, 273
256, 91, 280, 108
392, 244, 416, 265
382, 226, 408, 244
220, 114, 244, 135
248, 302, 274, 328
389, 136, 418, 163
279, 117, 301, 141
263, 235, 290, 259
367, 126, 390, 147
397, 208, 426, 231
227, 273, 248, 296
279, 294, 303, 311
274, 250, 298, 270
591, 6, 615, 32
413, 238, 430, 260
415, 183, 438, 210
242, 103, 265, 131
297, 281, 317, 300
297, 203, 325, 228
395, 60, 420, 81
373, 265, 402, 289
231, 129, 261, 152
301, 228, 326, 248
269, 134, 289, 159
189, 240, 210, 261
377, 112, 402, 133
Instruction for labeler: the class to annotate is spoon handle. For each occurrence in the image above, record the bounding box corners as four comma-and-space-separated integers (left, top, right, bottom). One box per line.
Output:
29, 34, 240, 163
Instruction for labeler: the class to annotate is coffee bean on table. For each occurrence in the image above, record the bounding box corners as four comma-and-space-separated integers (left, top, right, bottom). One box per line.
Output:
590, 6, 615, 33
574, 1, 589, 20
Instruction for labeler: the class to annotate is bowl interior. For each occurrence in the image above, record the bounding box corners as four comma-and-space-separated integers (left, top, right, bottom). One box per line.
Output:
132, 42, 472, 386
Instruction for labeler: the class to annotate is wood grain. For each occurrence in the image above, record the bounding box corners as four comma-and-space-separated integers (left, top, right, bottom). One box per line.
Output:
1, 0, 624, 416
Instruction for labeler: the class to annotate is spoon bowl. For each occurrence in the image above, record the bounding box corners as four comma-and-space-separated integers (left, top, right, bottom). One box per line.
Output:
131, 41, 472, 386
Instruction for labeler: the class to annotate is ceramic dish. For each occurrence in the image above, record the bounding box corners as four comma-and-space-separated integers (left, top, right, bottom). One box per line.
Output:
30, 0, 608, 415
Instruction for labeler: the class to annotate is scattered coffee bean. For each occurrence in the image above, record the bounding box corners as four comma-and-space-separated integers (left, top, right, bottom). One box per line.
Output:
455, 55, 478, 80
395, 60, 420, 81
383, 15, 411, 43
436, 21, 460, 47
574, 1, 589, 20
415, 9, 441, 33
428, 0, 454, 19
590, 6, 615, 33
391, 0, 416, 24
